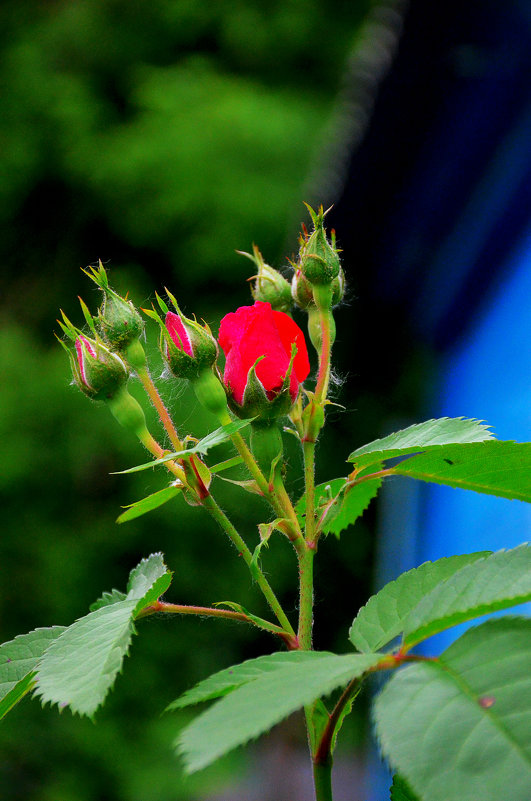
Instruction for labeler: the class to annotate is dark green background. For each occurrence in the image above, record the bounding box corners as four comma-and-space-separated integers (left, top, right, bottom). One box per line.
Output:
0, 2, 425, 798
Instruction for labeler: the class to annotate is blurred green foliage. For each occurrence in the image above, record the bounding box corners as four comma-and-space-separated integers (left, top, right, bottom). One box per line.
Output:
0, 1, 386, 798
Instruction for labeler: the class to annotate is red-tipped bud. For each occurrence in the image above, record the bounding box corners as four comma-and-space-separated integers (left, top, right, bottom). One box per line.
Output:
71, 335, 128, 400
218, 301, 310, 421
162, 310, 218, 380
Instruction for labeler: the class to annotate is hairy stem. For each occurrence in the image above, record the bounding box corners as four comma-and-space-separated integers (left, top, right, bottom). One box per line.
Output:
297, 544, 315, 650
136, 428, 185, 482
137, 366, 183, 452
314, 307, 333, 404
303, 440, 317, 544
218, 411, 304, 543
201, 493, 295, 637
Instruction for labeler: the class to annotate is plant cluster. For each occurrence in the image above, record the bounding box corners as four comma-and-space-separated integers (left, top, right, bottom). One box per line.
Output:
1, 207, 530, 801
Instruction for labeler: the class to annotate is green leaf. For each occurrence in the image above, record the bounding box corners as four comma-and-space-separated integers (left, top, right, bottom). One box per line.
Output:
403, 543, 531, 647
114, 419, 253, 474
126, 552, 172, 617
0, 627, 65, 719
348, 417, 494, 469
35, 553, 172, 716
116, 484, 182, 523
168, 651, 339, 711
391, 440, 531, 502
374, 617, 531, 801
35, 600, 137, 716
296, 477, 381, 537
390, 775, 421, 801
89, 589, 127, 612
176, 651, 381, 772
349, 552, 489, 653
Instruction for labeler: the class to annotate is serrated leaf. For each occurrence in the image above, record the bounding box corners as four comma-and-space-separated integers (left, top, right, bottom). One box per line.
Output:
126, 552, 172, 617
348, 417, 494, 469
390, 775, 421, 801
89, 589, 127, 612
35, 600, 138, 716
0, 627, 66, 719
176, 651, 381, 772
35, 553, 172, 715
374, 617, 531, 801
349, 552, 489, 653
403, 543, 531, 647
117, 484, 182, 523
168, 651, 338, 711
114, 419, 254, 474
391, 440, 531, 502
296, 477, 381, 537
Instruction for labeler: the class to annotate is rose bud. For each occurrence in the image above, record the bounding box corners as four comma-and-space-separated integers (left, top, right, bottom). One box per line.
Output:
163, 310, 218, 381
218, 301, 310, 420
297, 204, 341, 288
59, 330, 128, 401
238, 245, 292, 314
83, 262, 144, 361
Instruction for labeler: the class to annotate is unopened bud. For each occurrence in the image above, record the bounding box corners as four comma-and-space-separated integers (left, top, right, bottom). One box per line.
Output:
83, 262, 144, 354
239, 246, 292, 314
72, 335, 128, 401
297, 204, 341, 286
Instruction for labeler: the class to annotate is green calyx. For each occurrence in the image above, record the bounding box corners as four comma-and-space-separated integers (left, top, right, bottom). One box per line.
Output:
82, 261, 145, 353
239, 245, 292, 313
297, 204, 341, 286
230, 350, 297, 423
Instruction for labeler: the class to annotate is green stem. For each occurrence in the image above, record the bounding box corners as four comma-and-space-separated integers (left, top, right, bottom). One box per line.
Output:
314, 307, 333, 404
219, 411, 304, 544
200, 494, 295, 637
297, 544, 315, 650
303, 439, 316, 544
312, 758, 334, 801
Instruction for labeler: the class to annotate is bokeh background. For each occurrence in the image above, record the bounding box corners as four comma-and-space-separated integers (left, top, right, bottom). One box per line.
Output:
2, 1, 530, 799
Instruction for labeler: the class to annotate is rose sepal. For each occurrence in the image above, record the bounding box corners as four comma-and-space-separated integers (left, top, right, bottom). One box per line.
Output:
229, 346, 297, 422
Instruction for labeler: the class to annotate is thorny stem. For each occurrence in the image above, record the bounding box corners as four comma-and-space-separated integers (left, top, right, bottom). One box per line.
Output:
200, 493, 296, 638
137, 366, 183, 452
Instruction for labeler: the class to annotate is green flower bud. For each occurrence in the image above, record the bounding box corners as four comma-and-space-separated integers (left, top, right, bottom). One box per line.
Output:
297, 204, 341, 286
83, 261, 144, 353
239, 245, 292, 313
70, 334, 128, 401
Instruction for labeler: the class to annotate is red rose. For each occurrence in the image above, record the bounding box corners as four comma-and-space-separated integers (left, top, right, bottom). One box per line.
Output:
219, 301, 310, 407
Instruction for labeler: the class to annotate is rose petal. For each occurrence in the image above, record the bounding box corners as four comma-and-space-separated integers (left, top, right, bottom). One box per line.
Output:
166, 311, 193, 357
